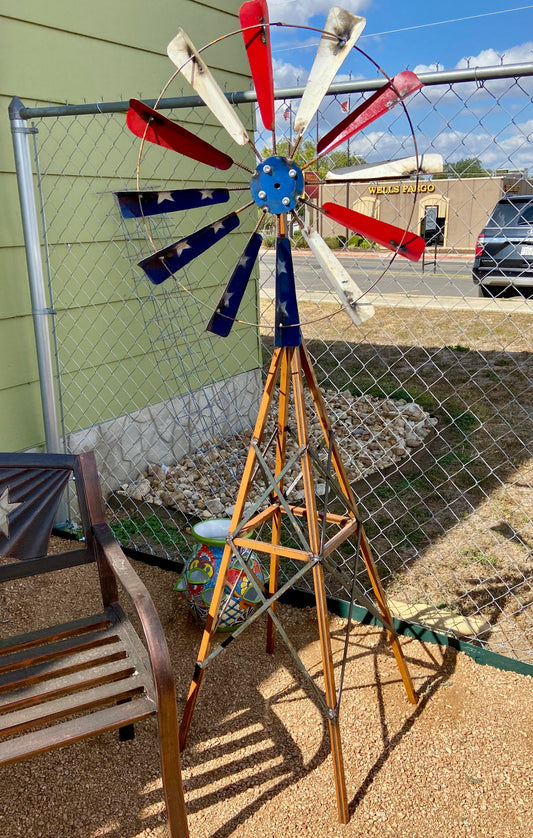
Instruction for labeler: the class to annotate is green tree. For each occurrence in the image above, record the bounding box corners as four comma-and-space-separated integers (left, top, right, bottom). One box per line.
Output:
260, 140, 365, 180
324, 150, 366, 171
260, 138, 313, 166
437, 157, 492, 178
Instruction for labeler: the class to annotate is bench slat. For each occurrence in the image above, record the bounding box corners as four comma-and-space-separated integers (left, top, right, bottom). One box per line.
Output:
0, 657, 136, 713
0, 675, 147, 737
0, 697, 157, 764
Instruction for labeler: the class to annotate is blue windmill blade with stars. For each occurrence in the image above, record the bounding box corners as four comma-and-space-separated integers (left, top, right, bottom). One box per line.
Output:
115, 187, 230, 219
139, 212, 241, 285
207, 231, 263, 337
275, 237, 301, 347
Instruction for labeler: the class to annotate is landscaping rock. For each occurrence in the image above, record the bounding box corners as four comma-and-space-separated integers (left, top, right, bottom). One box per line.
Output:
117, 390, 437, 519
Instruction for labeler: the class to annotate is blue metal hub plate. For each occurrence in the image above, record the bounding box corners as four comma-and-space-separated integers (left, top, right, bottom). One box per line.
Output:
250, 156, 304, 215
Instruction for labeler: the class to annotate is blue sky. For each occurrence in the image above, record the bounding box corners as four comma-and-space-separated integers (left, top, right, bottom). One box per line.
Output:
257, 1, 533, 170
266, 1, 533, 76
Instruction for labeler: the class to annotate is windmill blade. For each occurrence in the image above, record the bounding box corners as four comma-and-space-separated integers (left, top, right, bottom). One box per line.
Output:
239, 0, 275, 132
325, 153, 444, 181
207, 231, 263, 337
323, 202, 425, 262
115, 188, 230, 218
293, 8, 365, 138
127, 99, 233, 170
167, 30, 249, 146
275, 238, 301, 347
317, 71, 423, 156
138, 212, 240, 284
299, 225, 374, 325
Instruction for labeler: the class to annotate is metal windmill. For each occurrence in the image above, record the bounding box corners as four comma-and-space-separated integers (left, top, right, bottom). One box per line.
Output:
116, 3, 429, 823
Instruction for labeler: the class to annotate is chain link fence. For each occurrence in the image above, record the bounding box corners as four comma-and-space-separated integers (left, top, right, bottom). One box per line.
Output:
11, 64, 533, 665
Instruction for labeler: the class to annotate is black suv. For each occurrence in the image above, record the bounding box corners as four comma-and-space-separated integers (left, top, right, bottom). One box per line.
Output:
472, 194, 533, 297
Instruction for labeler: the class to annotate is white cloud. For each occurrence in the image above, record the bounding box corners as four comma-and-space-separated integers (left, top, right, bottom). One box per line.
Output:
267, 0, 370, 26
416, 119, 533, 171
455, 42, 533, 69
294, 117, 533, 172
411, 61, 443, 75
272, 57, 309, 88
414, 41, 533, 75
411, 41, 533, 113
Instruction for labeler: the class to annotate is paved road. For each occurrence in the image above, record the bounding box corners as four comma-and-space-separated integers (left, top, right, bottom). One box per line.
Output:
259, 250, 533, 312
259, 250, 477, 298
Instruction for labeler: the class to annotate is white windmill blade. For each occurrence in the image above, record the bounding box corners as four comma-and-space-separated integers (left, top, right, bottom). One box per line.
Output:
325, 153, 444, 181
293, 8, 366, 138
299, 225, 374, 326
167, 29, 249, 146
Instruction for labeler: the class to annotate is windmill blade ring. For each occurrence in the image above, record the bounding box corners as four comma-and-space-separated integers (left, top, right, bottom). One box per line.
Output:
124, 3, 426, 339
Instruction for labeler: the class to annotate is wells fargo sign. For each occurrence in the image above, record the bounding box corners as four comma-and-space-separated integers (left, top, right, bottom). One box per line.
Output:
367, 182, 436, 195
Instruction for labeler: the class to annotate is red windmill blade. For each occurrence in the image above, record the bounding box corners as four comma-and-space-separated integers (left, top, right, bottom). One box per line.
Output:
127, 99, 233, 170
239, 0, 275, 132
317, 71, 423, 156
322, 202, 425, 262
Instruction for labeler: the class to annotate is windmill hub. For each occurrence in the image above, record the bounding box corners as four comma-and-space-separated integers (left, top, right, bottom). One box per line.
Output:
250, 155, 304, 215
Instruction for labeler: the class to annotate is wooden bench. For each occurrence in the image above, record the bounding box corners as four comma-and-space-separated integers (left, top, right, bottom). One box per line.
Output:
0, 451, 188, 837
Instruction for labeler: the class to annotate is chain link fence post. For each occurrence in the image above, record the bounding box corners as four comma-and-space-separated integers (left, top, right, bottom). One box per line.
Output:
9, 98, 62, 457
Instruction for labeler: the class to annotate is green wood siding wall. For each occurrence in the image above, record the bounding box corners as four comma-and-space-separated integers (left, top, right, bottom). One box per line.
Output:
0, 0, 258, 449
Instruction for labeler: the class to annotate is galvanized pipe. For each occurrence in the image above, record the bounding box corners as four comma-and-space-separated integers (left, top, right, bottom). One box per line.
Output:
9, 97, 61, 455
15, 61, 533, 118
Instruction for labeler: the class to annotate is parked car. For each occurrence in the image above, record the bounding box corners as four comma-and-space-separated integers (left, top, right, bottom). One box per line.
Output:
472, 194, 533, 297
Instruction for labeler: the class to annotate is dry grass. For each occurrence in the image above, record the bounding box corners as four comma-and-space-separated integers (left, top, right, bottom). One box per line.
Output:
261, 301, 533, 661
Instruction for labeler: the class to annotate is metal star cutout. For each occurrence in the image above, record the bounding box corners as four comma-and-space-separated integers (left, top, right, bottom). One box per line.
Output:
0, 487, 22, 539
276, 299, 289, 321
171, 241, 192, 257
211, 219, 227, 234
219, 291, 234, 311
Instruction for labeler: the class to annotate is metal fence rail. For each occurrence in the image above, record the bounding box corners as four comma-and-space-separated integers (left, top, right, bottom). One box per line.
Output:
10, 63, 533, 665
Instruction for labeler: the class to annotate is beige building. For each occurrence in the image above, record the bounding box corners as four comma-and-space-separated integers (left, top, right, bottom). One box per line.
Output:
312, 173, 533, 253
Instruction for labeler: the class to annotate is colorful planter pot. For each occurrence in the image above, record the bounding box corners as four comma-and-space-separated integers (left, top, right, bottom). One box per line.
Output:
174, 518, 264, 630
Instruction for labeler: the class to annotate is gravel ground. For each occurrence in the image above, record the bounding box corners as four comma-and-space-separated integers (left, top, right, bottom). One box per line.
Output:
1, 542, 532, 838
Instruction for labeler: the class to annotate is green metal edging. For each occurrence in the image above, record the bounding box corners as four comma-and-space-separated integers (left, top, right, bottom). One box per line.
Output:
66, 537, 533, 680
280, 588, 533, 679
